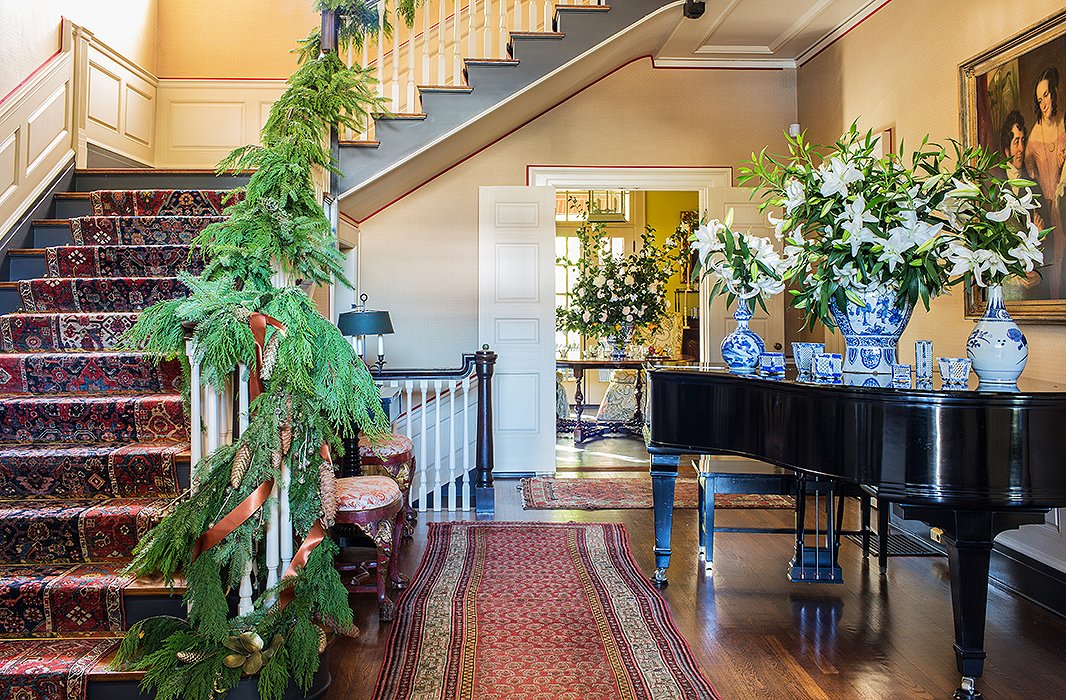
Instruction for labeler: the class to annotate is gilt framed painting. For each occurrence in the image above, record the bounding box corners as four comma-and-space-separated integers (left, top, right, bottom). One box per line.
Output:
961, 10, 1066, 321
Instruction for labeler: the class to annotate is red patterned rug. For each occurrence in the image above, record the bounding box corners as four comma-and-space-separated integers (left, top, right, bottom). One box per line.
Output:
521, 477, 794, 510
0, 638, 117, 699
374, 522, 719, 700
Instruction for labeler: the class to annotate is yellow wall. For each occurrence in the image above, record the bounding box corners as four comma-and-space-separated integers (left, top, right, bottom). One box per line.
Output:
0, 1, 157, 98
797, 0, 1065, 380
156, 0, 319, 78
357, 58, 797, 367
645, 190, 699, 307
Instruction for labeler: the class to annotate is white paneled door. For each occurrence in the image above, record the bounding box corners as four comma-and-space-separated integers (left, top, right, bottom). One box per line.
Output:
703, 187, 785, 362
478, 186, 557, 475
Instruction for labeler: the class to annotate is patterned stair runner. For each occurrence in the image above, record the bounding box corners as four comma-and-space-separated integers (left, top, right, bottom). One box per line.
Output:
0, 188, 233, 699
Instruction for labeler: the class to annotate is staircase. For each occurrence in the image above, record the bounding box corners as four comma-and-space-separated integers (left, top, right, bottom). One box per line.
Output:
337, 0, 682, 219
0, 170, 245, 699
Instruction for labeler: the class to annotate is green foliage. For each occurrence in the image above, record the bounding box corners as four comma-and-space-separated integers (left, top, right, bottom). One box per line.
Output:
113, 1, 415, 698
297, 0, 422, 63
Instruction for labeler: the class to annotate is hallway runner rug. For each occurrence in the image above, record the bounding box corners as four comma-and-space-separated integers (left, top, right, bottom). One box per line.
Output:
520, 477, 794, 510
373, 522, 719, 700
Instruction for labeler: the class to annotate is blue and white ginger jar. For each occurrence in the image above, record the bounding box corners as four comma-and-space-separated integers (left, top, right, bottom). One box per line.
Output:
966, 284, 1027, 385
829, 286, 913, 375
721, 305, 764, 374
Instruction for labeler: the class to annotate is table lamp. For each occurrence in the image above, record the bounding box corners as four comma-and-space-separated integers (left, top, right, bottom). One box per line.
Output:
338, 294, 395, 373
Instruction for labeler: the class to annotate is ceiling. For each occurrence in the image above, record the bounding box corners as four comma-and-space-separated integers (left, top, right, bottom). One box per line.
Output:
654, 0, 888, 68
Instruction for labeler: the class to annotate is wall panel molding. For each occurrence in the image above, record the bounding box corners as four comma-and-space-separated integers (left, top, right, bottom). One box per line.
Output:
155, 79, 286, 168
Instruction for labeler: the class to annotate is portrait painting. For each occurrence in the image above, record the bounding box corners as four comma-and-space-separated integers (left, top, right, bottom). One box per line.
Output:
962, 11, 1066, 320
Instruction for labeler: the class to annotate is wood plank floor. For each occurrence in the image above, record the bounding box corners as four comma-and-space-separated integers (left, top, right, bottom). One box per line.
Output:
328, 457, 1066, 699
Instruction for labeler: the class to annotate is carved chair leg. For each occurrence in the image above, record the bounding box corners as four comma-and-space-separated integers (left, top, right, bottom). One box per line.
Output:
390, 510, 408, 590
402, 457, 417, 538
376, 524, 396, 621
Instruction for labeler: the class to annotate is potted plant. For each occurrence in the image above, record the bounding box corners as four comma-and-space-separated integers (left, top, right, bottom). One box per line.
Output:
741, 123, 954, 374
556, 205, 675, 359
690, 209, 791, 373
941, 143, 1046, 384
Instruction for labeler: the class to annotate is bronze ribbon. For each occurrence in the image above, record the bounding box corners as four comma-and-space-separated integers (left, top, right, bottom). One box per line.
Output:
191, 479, 275, 561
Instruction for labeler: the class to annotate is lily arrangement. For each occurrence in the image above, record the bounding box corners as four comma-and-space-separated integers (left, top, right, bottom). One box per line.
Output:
691, 209, 791, 312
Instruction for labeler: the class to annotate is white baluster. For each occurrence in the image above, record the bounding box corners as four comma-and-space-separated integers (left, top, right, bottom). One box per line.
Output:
418, 380, 428, 510
377, 4, 386, 101
279, 459, 293, 575
421, 4, 431, 85
528, 0, 537, 33
462, 377, 471, 510
468, 0, 477, 61
544, 0, 552, 32
448, 380, 457, 511
406, 14, 417, 112
433, 380, 443, 511
483, 0, 493, 57
452, 0, 462, 85
238, 559, 254, 615
186, 339, 202, 482
205, 384, 219, 456
360, 40, 371, 138
437, 0, 446, 85
391, 6, 401, 110
498, 0, 508, 60
513, 0, 522, 32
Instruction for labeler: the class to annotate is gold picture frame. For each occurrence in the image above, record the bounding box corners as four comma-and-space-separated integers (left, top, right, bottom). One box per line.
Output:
960, 9, 1066, 321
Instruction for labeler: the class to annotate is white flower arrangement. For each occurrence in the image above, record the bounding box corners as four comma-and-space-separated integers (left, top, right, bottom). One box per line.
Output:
691, 209, 791, 311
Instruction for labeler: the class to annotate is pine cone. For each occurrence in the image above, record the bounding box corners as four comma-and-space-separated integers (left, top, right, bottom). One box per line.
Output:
177, 649, 210, 664
271, 449, 283, 472
261, 333, 281, 381
316, 624, 328, 654
230, 443, 252, 488
280, 422, 293, 455
319, 458, 337, 527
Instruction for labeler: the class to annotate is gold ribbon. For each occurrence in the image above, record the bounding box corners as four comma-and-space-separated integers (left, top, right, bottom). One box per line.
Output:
191, 312, 331, 610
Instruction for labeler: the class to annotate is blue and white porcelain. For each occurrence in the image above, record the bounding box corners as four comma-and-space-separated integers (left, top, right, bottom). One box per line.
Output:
966, 284, 1028, 385
829, 286, 913, 375
812, 352, 843, 380
938, 357, 972, 386
605, 324, 635, 361
844, 372, 891, 387
791, 342, 825, 375
915, 340, 934, 379
892, 363, 912, 385
759, 352, 786, 375
721, 305, 764, 374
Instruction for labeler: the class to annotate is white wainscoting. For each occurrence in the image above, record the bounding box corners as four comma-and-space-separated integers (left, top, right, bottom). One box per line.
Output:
154, 80, 286, 168
71, 22, 157, 167
0, 45, 74, 242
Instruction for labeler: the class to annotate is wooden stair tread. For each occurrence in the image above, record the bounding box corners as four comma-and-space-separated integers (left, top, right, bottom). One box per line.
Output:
339, 140, 381, 148
90, 651, 141, 681
417, 85, 475, 92
463, 58, 520, 65
0, 282, 19, 289
510, 31, 566, 38
373, 113, 428, 120
556, 3, 611, 9
75, 168, 254, 175
54, 192, 89, 199
7, 249, 45, 255
32, 219, 70, 225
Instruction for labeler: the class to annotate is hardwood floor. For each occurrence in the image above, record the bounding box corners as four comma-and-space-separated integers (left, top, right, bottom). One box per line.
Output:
329, 441, 1066, 699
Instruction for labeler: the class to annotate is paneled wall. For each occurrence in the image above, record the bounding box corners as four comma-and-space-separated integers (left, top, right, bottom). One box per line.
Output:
0, 49, 73, 239
153, 80, 285, 168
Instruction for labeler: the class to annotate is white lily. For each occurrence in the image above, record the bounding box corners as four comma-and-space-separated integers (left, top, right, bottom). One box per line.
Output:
691, 220, 726, 264
947, 176, 981, 199
784, 179, 805, 213
836, 194, 879, 255
818, 157, 864, 198
767, 211, 789, 239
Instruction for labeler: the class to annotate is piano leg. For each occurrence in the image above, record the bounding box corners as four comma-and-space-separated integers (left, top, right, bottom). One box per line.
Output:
650, 453, 681, 587
900, 507, 1048, 700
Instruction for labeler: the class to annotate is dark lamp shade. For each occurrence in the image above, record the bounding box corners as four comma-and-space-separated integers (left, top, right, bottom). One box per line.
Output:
338, 309, 394, 337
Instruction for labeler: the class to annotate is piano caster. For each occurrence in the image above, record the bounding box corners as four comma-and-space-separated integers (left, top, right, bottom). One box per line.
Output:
652, 568, 669, 588
953, 676, 982, 699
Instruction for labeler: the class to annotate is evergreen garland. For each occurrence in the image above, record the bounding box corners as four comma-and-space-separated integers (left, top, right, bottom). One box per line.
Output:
113, 3, 420, 698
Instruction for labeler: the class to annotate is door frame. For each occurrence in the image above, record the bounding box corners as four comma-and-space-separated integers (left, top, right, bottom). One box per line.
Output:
526, 166, 733, 362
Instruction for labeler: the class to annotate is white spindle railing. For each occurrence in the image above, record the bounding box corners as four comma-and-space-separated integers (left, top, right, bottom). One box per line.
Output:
342, 0, 606, 141
382, 374, 479, 512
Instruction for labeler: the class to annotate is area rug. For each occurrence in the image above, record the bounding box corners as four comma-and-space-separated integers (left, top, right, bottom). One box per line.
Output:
0, 638, 117, 700
373, 522, 719, 700
521, 477, 794, 510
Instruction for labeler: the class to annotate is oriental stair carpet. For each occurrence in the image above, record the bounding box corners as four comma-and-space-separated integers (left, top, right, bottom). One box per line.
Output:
373, 522, 720, 700
521, 476, 795, 511
0, 187, 234, 699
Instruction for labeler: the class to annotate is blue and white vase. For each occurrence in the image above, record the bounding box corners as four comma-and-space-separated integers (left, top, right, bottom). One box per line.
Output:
966, 284, 1027, 384
829, 286, 913, 375
721, 305, 764, 374
606, 324, 635, 361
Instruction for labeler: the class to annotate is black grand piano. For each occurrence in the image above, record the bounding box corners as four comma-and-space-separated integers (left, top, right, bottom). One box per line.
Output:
645, 365, 1066, 700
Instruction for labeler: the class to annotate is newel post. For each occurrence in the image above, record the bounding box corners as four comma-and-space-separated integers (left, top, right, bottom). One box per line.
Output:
319, 9, 341, 196
474, 345, 497, 516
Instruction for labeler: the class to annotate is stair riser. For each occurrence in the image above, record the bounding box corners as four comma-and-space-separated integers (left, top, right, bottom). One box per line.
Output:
0, 448, 187, 500
0, 355, 181, 394
75, 171, 249, 192
19, 278, 188, 312
9, 254, 47, 280
0, 500, 169, 564
0, 314, 138, 352
54, 198, 92, 219
33, 222, 73, 247
47, 246, 202, 278
0, 397, 187, 444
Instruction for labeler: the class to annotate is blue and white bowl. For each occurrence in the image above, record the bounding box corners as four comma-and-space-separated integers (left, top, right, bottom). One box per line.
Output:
791, 342, 825, 375
759, 352, 786, 375
812, 352, 843, 380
